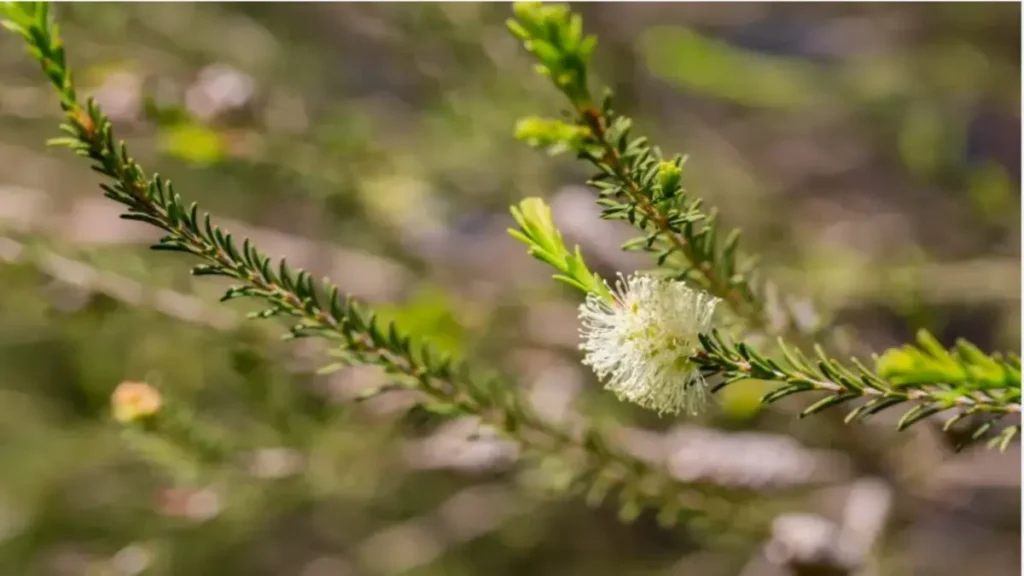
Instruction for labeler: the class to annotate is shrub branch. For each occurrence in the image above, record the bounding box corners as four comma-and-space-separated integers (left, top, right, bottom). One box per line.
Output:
1, 1, 796, 535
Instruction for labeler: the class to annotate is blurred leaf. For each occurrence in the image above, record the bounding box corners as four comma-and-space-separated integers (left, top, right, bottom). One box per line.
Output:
639, 26, 823, 109
514, 116, 593, 156
898, 105, 947, 177
375, 285, 468, 360
924, 43, 990, 100
839, 53, 912, 104
158, 122, 227, 165
968, 161, 1015, 228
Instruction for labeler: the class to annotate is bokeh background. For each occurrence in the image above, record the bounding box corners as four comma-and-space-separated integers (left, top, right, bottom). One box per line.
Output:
0, 3, 1020, 576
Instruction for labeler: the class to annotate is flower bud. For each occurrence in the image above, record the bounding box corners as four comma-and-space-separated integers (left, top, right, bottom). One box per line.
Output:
657, 161, 682, 196
112, 381, 162, 423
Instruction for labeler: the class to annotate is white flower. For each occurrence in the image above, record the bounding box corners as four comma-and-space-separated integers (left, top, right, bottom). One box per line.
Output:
578, 273, 720, 416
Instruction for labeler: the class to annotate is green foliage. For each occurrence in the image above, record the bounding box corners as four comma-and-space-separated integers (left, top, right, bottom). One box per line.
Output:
898, 104, 955, 178
698, 331, 1020, 451
157, 122, 228, 166
1, 0, 788, 537
514, 116, 596, 156
638, 26, 822, 110
117, 387, 232, 483
877, 329, 1021, 391
507, 1, 1021, 450
375, 285, 470, 361
506, 2, 596, 106
2, 6, 1019, 571
968, 161, 1016, 229
508, 197, 610, 299
506, 195, 1021, 448
507, 2, 786, 335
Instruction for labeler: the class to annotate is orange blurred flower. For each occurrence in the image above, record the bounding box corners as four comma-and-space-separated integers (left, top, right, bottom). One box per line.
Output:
111, 381, 162, 423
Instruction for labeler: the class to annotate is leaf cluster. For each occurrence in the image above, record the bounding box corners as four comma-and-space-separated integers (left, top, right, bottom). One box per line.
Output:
507, 2, 784, 333
698, 330, 1021, 451
508, 197, 610, 299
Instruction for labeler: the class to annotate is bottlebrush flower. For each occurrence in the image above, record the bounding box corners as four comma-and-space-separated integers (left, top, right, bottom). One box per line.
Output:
578, 274, 719, 415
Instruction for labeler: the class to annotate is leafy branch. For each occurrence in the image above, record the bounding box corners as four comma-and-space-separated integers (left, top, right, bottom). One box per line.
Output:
697, 331, 1020, 451
1, 0, 789, 534
506, 3, 1021, 450
510, 197, 1021, 449
508, 2, 779, 333
508, 196, 610, 299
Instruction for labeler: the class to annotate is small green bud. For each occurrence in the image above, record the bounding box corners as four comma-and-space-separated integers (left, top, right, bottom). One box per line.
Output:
657, 161, 682, 196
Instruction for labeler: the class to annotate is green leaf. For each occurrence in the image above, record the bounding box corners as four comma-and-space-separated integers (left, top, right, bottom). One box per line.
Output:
877, 329, 1018, 393
508, 197, 610, 300
799, 392, 859, 418
514, 116, 590, 156
157, 122, 227, 165
896, 404, 943, 431
760, 383, 813, 405
639, 26, 822, 110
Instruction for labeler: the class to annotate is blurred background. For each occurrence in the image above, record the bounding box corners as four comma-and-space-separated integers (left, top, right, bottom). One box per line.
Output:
0, 3, 1020, 575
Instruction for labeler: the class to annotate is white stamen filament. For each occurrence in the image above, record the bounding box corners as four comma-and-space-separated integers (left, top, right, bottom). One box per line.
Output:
578, 274, 720, 416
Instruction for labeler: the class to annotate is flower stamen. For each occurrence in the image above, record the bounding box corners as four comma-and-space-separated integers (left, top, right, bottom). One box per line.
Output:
578, 273, 720, 416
